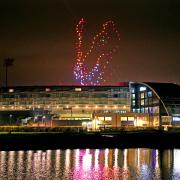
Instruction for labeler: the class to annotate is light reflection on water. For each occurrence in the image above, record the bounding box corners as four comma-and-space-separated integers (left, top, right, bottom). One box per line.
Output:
0, 148, 180, 179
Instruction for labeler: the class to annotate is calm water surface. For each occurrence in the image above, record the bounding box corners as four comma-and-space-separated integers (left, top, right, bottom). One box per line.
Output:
0, 148, 180, 179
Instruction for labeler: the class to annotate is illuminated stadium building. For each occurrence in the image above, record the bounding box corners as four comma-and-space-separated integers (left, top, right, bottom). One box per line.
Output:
0, 82, 179, 128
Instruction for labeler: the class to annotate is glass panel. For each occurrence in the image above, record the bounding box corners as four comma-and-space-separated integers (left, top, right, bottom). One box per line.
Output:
141, 93, 144, 99
148, 91, 152, 97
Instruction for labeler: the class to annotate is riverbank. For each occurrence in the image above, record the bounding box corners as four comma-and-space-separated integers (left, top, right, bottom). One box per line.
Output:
0, 130, 180, 150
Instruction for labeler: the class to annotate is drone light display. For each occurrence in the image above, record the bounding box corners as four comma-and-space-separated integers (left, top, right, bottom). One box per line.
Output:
74, 18, 120, 85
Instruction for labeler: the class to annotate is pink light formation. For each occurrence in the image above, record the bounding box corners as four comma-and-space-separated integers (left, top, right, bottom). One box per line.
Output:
74, 18, 120, 85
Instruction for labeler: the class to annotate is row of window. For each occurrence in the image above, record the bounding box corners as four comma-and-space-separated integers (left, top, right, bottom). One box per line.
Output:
132, 106, 159, 113
0, 92, 129, 99
132, 91, 152, 100
0, 99, 129, 105
132, 98, 159, 107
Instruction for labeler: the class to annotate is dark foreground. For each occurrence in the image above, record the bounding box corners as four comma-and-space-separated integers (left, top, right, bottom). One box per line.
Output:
0, 130, 180, 150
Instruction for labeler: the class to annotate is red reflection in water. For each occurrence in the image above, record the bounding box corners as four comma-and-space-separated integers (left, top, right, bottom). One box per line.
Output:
0, 148, 177, 179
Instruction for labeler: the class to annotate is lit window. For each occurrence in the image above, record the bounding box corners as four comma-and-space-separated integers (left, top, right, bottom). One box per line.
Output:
75, 88, 82, 92
145, 107, 148, 113
154, 106, 159, 113
45, 88, 50, 92
141, 108, 144, 113
132, 94, 135, 99
148, 107, 152, 113
131, 88, 135, 93
121, 117, 127, 121
148, 91, 152, 97
128, 117, 134, 121
141, 99, 144, 105
140, 87, 146, 92
105, 117, 112, 121
141, 93, 144, 99
173, 117, 180, 121
132, 100, 135, 106
9, 89, 14, 93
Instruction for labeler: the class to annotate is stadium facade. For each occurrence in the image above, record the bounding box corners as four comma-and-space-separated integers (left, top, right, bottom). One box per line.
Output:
0, 82, 179, 129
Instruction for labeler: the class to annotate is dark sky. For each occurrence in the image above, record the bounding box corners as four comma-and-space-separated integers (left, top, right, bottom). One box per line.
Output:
0, 0, 180, 86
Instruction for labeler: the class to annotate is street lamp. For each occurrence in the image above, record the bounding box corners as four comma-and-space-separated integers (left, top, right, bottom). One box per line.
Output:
3, 58, 14, 87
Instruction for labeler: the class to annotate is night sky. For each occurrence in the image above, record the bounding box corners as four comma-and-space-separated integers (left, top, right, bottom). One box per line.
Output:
0, 0, 180, 86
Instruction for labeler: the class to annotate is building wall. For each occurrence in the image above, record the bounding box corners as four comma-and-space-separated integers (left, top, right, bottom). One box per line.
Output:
0, 84, 179, 127
0, 86, 131, 126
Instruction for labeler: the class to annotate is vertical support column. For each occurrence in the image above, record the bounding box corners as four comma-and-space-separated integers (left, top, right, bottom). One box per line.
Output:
159, 100, 162, 127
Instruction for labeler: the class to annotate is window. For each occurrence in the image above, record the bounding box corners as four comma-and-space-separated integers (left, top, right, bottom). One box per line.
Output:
154, 106, 159, 113
121, 117, 127, 121
131, 88, 135, 93
148, 107, 152, 114
98, 117, 104, 121
132, 94, 135, 99
141, 93, 144, 99
45, 88, 50, 92
145, 107, 148, 113
145, 92, 147, 98
75, 88, 82, 92
148, 91, 152, 97
141, 99, 144, 105
145, 99, 148, 105
128, 117, 134, 121
9, 89, 14, 93
140, 87, 146, 91
153, 98, 159, 104
149, 98, 152, 104
141, 108, 144, 113
105, 117, 112, 121
132, 100, 135, 106
173, 117, 180, 121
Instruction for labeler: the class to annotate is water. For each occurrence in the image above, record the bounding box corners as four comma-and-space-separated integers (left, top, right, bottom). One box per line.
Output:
0, 148, 179, 180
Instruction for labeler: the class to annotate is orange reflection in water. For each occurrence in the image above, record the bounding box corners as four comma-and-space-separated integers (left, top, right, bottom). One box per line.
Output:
0, 148, 178, 179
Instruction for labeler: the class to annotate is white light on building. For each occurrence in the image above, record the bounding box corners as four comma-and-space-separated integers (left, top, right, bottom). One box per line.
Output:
140, 87, 147, 91
9, 89, 14, 93
75, 88, 82, 92
173, 117, 180, 121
